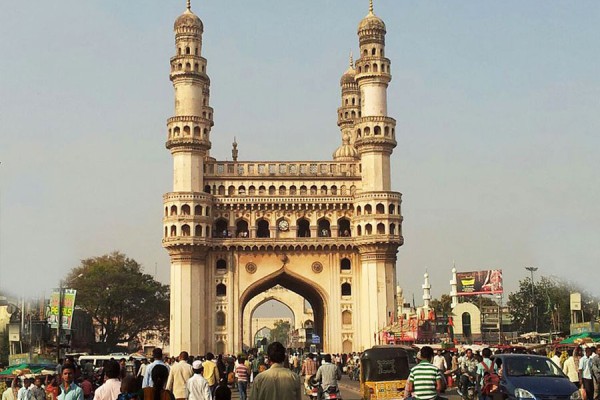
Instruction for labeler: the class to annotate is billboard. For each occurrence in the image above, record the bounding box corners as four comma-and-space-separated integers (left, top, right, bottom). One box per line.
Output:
570, 292, 582, 311
48, 289, 77, 330
456, 270, 503, 296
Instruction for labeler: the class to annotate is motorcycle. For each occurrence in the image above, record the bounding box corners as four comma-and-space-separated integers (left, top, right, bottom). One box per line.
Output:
305, 376, 319, 400
321, 385, 342, 400
459, 373, 477, 400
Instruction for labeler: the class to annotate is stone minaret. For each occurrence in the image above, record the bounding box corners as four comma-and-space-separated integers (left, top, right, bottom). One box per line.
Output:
333, 54, 360, 162
422, 272, 432, 311
354, 0, 403, 347
450, 267, 459, 308
163, 0, 214, 354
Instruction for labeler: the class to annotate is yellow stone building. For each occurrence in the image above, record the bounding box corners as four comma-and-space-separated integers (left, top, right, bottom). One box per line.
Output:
163, 1, 403, 354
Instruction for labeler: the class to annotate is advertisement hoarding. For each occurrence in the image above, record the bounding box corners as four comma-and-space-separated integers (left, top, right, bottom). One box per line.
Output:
48, 289, 77, 329
456, 270, 503, 296
570, 292, 582, 311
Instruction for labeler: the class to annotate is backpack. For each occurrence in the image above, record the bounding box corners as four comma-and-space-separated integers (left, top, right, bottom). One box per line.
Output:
480, 361, 500, 394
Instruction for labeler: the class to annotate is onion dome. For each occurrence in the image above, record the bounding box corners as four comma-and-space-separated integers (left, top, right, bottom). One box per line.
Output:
175, 1, 203, 31
358, 0, 386, 33
340, 53, 357, 85
333, 133, 359, 161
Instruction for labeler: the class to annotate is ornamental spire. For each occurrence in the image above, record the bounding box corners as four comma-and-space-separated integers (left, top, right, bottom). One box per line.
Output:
187, 0, 191, 11
349, 51, 354, 68
369, 0, 374, 15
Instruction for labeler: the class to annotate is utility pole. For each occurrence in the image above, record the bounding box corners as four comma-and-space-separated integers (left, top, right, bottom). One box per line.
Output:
525, 266, 539, 334
57, 281, 62, 363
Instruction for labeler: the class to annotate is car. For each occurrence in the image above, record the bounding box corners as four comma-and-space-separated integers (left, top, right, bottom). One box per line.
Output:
491, 354, 581, 400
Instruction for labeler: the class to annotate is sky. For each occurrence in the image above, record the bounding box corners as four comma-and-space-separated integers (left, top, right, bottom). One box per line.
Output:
0, 1, 599, 306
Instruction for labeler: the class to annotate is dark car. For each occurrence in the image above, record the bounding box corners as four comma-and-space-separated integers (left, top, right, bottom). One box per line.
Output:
492, 354, 581, 400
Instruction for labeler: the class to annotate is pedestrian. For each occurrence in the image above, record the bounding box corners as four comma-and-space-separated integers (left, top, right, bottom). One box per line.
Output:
29, 378, 45, 400
58, 365, 83, 400
590, 346, 600, 400
234, 357, 249, 400
202, 354, 220, 394
405, 346, 443, 400
17, 378, 31, 400
580, 347, 595, 400
300, 354, 317, 391
250, 342, 302, 400
563, 349, 581, 388
187, 360, 211, 400
94, 360, 121, 400
166, 352, 194, 400
143, 349, 170, 389
78, 376, 93, 400
137, 360, 148, 388
315, 354, 341, 392
45, 376, 59, 400
142, 365, 174, 400
118, 376, 140, 400
477, 348, 497, 400
213, 380, 230, 400
2, 377, 19, 400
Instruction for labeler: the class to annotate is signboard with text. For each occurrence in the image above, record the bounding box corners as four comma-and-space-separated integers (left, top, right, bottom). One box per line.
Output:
457, 270, 503, 296
48, 289, 77, 329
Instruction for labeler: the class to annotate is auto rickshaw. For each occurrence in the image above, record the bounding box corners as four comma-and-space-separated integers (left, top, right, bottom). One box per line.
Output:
360, 345, 417, 400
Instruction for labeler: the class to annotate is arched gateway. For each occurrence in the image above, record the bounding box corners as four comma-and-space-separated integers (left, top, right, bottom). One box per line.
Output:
163, 2, 403, 354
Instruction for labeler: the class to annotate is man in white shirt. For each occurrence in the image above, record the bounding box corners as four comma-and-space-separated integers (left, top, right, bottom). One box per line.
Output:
166, 351, 194, 400
187, 360, 212, 400
17, 379, 31, 400
579, 347, 594, 400
93, 360, 121, 400
433, 350, 447, 373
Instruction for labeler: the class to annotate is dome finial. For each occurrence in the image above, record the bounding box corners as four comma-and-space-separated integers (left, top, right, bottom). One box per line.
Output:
187, 0, 191, 11
369, 0, 374, 14
349, 51, 354, 68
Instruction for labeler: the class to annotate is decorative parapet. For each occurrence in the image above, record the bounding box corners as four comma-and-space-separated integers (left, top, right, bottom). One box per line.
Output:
204, 161, 360, 178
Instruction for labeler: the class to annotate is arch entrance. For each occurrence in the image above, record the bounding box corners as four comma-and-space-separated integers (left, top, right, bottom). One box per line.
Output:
243, 286, 313, 349
239, 266, 327, 351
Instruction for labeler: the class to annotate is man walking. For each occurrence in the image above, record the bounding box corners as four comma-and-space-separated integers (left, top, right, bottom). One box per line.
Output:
167, 352, 194, 400
187, 361, 212, 400
234, 357, 250, 400
300, 354, 317, 392
581, 347, 595, 400
405, 346, 443, 400
202, 353, 220, 394
143, 348, 170, 388
250, 342, 302, 400
58, 365, 83, 400
93, 360, 121, 400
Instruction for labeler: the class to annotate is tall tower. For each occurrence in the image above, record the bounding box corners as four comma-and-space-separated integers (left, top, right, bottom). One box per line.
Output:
163, 1, 214, 354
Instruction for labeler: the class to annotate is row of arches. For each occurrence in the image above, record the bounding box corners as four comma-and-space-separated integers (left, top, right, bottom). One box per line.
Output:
362, 47, 384, 57
204, 184, 356, 196
356, 125, 395, 139
164, 204, 210, 217
358, 62, 389, 74
213, 217, 352, 238
171, 62, 206, 74
177, 46, 199, 56
217, 310, 354, 328
356, 222, 398, 236
165, 224, 210, 238
356, 203, 400, 215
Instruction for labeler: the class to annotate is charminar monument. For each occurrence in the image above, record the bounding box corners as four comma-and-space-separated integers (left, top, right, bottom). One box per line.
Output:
163, 0, 403, 354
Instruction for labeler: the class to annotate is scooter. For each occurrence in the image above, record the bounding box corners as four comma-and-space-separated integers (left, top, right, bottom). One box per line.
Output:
321, 385, 342, 400
305, 376, 319, 400
459, 374, 477, 400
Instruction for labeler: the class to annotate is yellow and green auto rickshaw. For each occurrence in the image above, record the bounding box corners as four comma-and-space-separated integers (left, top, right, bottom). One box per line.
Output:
360, 345, 417, 400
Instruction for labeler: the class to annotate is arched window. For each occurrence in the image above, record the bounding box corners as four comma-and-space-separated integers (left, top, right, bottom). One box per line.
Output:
269, 185, 276, 195
164, 207, 168, 217
357, 128, 362, 138
206, 207, 210, 216
170, 225, 177, 236
248, 185, 256, 195
185, 63, 191, 71
373, 63, 378, 72
384, 126, 390, 136
310, 186, 317, 195
356, 206, 362, 216
300, 185, 307, 195
365, 224, 373, 235
259, 185, 266, 195
216, 311, 226, 326
170, 205, 177, 216
376, 203, 385, 214
238, 186, 246, 195
216, 259, 227, 272
340, 258, 351, 271
389, 204, 395, 214
357, 225, 362, 236
390, 223, 396, 235
363, 49, 368, 56
195, 205, 202, 215
374, 126, 381, 135
279, 185, 286, 195
331, 185, 337, 195
289, 185, 297, 195
342, 310, 352, 325
218, 185, 225, 195
216, 284, 227, 297
236, 220, 249, 238
297, 219, 310, 238
214, 219, 228, 238
257, 219, 270, 238
318, 219, 331, 237
365, 64, 370, 73
195, 225, 202, 236
164, 226, 168, 237
206, 226, 210, 237
462, 312, 472, 338
364, 127, 371, 136
186, 46, 190, 54
181, 224, 190, 236
183, 126, 191, 135
371, 47, 376, 56
364, 204, 372, 214
228, 185, 235, 196
341, 283, 352, 296
377, 223, 385, 234
338, 218, 351, 237
204, 185, 211, 193
320, 185, 328, 195
181, 204, 191, 215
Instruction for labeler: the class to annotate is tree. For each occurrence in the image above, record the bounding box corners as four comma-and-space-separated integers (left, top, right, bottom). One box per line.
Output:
431, 294, 453, 315
64, 252, 170, 351
270, 320, 291, 346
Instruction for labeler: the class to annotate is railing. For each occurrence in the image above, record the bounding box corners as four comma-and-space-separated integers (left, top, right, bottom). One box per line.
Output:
204, 161, 360, 178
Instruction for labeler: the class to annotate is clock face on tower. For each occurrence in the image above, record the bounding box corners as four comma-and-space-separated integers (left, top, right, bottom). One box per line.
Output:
278, 220, 289, 231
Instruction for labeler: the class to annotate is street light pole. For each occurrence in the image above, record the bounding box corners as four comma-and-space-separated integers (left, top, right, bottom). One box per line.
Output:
57, 281, 63, 363
525, 266, 538, 333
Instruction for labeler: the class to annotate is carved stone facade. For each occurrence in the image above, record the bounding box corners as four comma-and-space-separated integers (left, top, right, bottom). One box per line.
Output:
163, 2, 403, 354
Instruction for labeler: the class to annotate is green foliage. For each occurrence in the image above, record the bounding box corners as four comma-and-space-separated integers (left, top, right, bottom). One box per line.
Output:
507, 276, 599, 334
64, 251, 170, 350
0, 329, 8, 365
431, 294, 453, 315
270, 319, 291, 346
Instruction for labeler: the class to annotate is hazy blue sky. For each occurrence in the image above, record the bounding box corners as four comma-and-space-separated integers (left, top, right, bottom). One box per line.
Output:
1, 1, 599, 306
